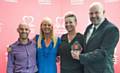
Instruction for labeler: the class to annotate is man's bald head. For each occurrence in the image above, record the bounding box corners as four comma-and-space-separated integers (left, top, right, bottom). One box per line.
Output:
18, 22, 30, 29
17, 22, 30, 40
89, 2, 105, 25
89, 2, 105, 14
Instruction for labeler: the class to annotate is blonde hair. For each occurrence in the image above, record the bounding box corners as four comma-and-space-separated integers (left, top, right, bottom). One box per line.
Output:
37, 17, 57, 48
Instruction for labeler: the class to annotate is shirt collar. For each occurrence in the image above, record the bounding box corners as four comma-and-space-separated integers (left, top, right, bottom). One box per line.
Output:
16, 39, 32, 46
93, 18, 105, 29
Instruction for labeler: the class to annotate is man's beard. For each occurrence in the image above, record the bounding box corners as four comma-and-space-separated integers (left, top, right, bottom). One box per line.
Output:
20, 33, 28, 40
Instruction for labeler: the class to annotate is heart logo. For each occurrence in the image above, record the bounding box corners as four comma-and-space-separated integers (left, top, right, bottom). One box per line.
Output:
56, 16, 64, 26
55, 16, 67, 37
22, 16, 35, 33
22, 16, 34, 25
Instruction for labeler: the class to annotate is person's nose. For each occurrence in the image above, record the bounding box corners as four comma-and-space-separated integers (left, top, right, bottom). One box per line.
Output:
46, 25, 49, 28
92, 13, 96, 18
66, 23, 70, 26
46, 25, 50, 28
23, 29, 26, 33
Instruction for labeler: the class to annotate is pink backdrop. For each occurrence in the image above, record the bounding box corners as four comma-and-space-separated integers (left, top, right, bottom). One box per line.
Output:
0, 0, 120, 73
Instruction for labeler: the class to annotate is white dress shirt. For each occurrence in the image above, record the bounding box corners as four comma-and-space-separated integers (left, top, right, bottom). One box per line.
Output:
86, 18, 105, 44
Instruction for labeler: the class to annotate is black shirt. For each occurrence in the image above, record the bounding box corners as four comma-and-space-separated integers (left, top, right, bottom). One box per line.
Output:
58, 33, 85, 73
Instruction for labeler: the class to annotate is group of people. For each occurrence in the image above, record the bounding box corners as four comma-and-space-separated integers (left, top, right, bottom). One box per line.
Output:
7, 2, 119, 73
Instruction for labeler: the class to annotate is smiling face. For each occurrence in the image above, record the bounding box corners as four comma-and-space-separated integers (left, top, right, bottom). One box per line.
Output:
40, 17, 53, 36
41, 20, 53, 34
17, 23, 30, 40
89, 2, 105, 25
64, 14, 77, 32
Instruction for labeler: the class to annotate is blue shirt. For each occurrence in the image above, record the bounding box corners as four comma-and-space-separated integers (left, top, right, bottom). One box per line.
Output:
36, 35, 61, 73
7, 39, 37, 73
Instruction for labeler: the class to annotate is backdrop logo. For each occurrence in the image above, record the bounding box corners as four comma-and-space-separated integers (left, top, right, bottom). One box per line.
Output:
105, 0, 119, 3
55, 16, 67, 37
70, 0, 84, 5
38, 0, 52, 5
4, 0, 18, 3
22, 16, 35, 33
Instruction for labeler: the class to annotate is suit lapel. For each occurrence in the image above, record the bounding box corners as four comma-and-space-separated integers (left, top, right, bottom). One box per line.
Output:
86, 18, 108, 45
84, 24, 93, 42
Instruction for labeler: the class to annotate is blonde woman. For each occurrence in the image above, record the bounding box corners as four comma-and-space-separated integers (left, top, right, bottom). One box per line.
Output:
35, 17, 61, 73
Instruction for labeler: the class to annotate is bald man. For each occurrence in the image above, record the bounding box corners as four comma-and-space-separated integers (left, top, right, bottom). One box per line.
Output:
71, 2, 119, 73
7, 23, 37, 73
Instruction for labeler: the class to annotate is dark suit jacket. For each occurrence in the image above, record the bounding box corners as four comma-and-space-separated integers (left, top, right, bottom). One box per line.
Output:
80, 18, 119, 73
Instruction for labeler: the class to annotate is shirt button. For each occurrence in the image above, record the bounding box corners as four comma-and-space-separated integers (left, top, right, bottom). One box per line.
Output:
26, 67, 29, 69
